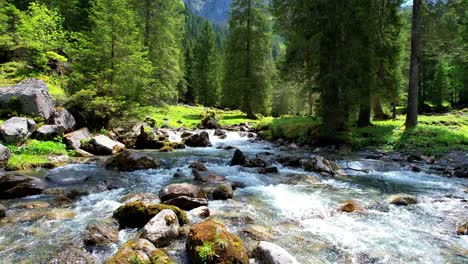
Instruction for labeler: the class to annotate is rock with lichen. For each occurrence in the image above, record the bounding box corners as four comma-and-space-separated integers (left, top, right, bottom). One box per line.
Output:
141, 209, 180, 247
105, 238, 172, 264
186, 219, 249, 264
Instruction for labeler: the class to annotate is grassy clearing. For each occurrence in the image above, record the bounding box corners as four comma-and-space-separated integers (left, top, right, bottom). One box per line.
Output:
131, 105, 260, 129
256, 111, 468, 156
6, 139, 70, 170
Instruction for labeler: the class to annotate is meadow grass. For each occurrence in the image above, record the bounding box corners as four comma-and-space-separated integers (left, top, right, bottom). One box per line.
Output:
6, 139, 70, 170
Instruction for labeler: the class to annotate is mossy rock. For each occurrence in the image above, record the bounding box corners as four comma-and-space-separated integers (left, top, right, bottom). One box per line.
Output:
106, 238, 173, 264
159, 146, 174, 153
113, 201, 189, 229
186, 219, 249, 264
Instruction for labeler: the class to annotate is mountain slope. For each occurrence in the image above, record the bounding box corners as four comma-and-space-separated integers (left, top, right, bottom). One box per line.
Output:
183, 0, 232, 24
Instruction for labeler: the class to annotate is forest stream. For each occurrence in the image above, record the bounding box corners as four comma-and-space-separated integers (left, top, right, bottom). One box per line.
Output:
0, 130, 467, 264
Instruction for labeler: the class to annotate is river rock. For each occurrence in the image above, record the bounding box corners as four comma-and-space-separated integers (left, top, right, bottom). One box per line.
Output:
0, 144, 10, 168
120, 193, 160, 205
82, 135, 125, 155
339, 200, 363, 213
113, 201, 189, 228
0, 203, 5, 218
279, 173, 319, 185
0, 78, 56, 119
163, 196, 208, 211
214, 129, 227, 139
0, 174, 47, 199
186, 219, 249, 264
183, 131, 212, 147
106, 239, 172, 264
388, 194, 418, 206
50, 244, 95, 264
193, 169, 227, 183
457, 222, 468, 235
48, 108, 76, 133
190, 206, 210, 218
141, 209, 180, 247
241, 225, 272, 241
160, 183, 206, 202
105, 150, 161, 171
301, 155, 344, 177
47, 208, 77, 220
204, 182, 234, 200
190, 161, 208, 171
33, 124, 65, 140
200, 113, 220, 129
63, 127, 92, 150
230, 149, 248, 166
0, 117, 36, 145
132, 122, 166, 149
83, 221, 119, 251
254, 241, 299, 264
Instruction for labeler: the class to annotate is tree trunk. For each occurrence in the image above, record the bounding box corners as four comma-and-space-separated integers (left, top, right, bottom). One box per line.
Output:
405, 0, 422, 129
307, 88, 313, 116
373, 96, 390, 120
357, 101, 371, 127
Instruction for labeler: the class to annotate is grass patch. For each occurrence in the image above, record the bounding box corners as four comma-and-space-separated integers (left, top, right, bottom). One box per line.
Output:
256, 111, 467, 156
6, 139, 71, 170
130, 105, 260, 129
256, 116, 321, 144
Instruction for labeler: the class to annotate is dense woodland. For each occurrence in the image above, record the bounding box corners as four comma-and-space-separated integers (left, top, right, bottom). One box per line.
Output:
0, 0, 467, 138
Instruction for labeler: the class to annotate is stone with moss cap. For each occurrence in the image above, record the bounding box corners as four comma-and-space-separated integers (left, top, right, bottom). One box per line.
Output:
106, 238, 173, 264
186, 219, 249, 264
113, 201, 189, 229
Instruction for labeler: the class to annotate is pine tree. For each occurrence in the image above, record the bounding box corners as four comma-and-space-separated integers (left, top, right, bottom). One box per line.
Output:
132, 0, 186, 103
193, 21, 220, 106
223, 0, 274, 118
73, 0, 153, 102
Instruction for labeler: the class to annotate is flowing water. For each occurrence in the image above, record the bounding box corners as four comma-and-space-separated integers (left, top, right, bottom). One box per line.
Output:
0, 130, 467, 263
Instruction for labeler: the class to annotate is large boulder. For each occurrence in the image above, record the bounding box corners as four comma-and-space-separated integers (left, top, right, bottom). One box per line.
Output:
183, 131, 212, 147
141, 209, 180, 247
163, 196, 208, 211
106, 239, 172, 264
0, 174, 47, 199
0, 78, 56, 119
204, 183, 234, 200
48, 108, 76, 133
33, 125, 65, 140
113, 201, 189, 229
193, 169, 227, 183
0, 144, 11, 168
82, 135, 125, 155
254, 241, 299, 264
105, 150, 161, 171
83, 222, 119, 251
50, 245, 95, 264
186, 219, 249, 264
63, 127, 92, 150
0, 117, 36, 145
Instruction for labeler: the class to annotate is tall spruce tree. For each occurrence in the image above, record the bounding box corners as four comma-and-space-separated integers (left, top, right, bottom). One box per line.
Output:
193, 21, 220, 106
132, 0, 185, 103
223, 0, 274, 118
73, 0, 153, 102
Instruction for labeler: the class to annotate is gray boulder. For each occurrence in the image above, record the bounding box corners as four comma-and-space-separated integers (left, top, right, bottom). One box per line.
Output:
0, 144, 11, 168
49, 245, 95, 264
63, 127, 92, 150
159, 183, 206, 202
82, 135, 125, 155
141, 209, 180, 247
0, 78, 56, 119
105, 150, 161, 171
83, 221, 119, 251
254, 241, 299, 264
163, 196, 208, 211
0, 174, 47, 199
33, 125, 65, 140
0, 117, 36, 145
48, 108, 76, 133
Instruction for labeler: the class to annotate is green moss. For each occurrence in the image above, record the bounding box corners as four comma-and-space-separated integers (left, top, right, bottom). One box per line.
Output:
6, 154, 50, 170
149, 249, 173, 264
197, 242, 216, 263
128, 105, 259, 129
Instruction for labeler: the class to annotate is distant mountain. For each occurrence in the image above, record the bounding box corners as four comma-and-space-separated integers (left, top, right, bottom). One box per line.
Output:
183, 0, 232, 24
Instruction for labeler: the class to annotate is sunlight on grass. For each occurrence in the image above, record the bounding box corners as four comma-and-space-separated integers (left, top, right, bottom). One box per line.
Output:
132, 105, 260, 128
6, 139, 70, 170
